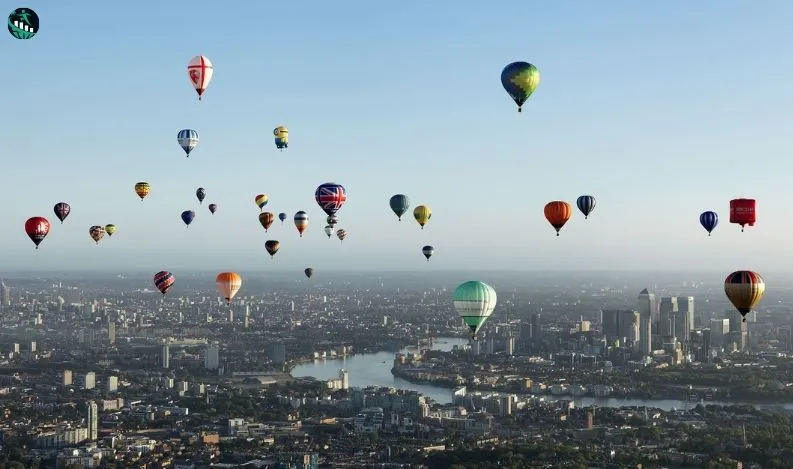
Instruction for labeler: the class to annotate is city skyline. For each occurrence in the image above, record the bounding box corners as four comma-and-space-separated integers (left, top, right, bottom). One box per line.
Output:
5, 1, 793, 271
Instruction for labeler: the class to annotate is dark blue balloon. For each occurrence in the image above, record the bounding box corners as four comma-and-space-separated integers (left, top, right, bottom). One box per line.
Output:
700, 211, 718, 236
576, 195, 596, 219
181, 210, 196, 227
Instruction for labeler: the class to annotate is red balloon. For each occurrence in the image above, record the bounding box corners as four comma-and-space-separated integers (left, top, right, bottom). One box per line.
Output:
729, 198, 756, 232
25, 217, 50, 249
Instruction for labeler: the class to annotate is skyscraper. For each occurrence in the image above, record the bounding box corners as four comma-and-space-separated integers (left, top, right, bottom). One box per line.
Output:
162, 343, 170, 369
339, 369, 349, 390
658, 297, 678, 338
205, 344, 220, 370
709, 318, 730, 348
678, 296, 695, 330
107, 320, 116, 345
87, 400, 98, 441
272, 341, 286, 365
0, 280, 10, 307
637, 289, 655, 356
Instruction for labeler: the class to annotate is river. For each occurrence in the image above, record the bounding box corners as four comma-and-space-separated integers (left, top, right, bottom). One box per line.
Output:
291, 338, 793, 411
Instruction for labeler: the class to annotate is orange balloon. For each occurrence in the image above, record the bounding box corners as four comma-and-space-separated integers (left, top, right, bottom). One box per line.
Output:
216, 272, 242, 304
544, 201, 572, 236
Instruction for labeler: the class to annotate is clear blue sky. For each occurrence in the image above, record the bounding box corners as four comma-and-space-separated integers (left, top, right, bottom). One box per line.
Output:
4, 0, 793, 275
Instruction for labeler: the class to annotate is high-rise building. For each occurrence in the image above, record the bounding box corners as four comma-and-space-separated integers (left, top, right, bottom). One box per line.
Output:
272, 341, 286, 365
0, 280, 10, 307
728, 309, 748, 351
637, 289, 655, 356
205, 345, 220, 370
107, 376, 118, 392
82, 372, 96, 390
709, 318, 730, 348
658, 297, 678, 338
678, 296, 695, 330
107, 321, 116, 345
30, 341, 37, 353
162, 343, 170, 369
600, 310, 640, 345
63, 370, 73, 386
339, 369, 349, 390
87, 400, 98, 441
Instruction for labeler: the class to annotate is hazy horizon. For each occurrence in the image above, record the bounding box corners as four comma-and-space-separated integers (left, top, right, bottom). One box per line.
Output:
6, 1, 793, 272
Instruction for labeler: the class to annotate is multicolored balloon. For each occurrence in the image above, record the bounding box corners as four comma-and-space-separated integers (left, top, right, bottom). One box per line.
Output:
135, 182, 151, 201
389, 194, 410, 221
544, 201, 572, 236
324, 225, 333, 238
255, 194, 269, 211
327, 215, 339, 226
413, 205, 432, 229
453, 281, 498, 340
187, 55, 213, 101
724, 271, 765, 322
53, 202, 71, 224
89, 226, 106, 244
25, 216, 50, 249
216, 272, 242, 304
315, 183, 347, 217
209, 204, 218, 214
105, 224, 116, 237
294, 211, 309, 237
265, 240, 281, 258
153, 271, 175, 295
700, 211, 718, 236
274, 126, 289, 150
259, 212, 275, 231
336, 229, 347, 242
501, 61, 540, 112
177, 129, 199, 157
196, 188, 206, 204
181, 210, 195, 227
422, 245, 434, 261
576, 195, 596, 220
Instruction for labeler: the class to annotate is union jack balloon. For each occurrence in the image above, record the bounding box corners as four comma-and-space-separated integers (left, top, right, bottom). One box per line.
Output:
314, 183, 347, 217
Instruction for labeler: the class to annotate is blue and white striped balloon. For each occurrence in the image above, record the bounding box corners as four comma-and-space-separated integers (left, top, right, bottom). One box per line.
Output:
177, 129, 199, 157
576, 195, 596, 219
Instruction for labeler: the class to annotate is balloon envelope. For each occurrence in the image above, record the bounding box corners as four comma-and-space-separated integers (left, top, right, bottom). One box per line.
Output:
304, 268, 314, 278
25, 216, 50, 249
453, 281, 497, 338
576, 195, 596, 219
315, 183, 347, 216
153, 271, 175, 295
265, 240, 280, 258
724, 270, 765, 320
500, 61, 540, 112
389, 194, 410, 221
216, 272, 242, 303
700, 211, 718, 235
53, 202, 71, 223
413, 205, 432, 229
181, 210, 195, 226
544, 201, 572, 236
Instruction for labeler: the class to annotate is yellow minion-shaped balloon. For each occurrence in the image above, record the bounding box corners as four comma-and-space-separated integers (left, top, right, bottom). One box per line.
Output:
274, 126, 289, 150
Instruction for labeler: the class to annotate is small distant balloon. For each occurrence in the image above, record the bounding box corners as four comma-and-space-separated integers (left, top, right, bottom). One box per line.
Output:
544, 201, 572, 236
265, 240, 281, 258
135, 182, 151, 201
422, 245, 435, 261
8, 8, 38, 39
501, 61, 540, 112
274, 126, 289, 150
53, 202, 71, 224
208, 204, 217, 214
188, 55, 213, 101
304, 268, 314, 279
294, 211, 309, 237
576, 195, 596, 220
336, 229, 347, 242
177, 129, 199, 157
216, 272, 242, 304
255, 194, 269, 211
327, 215, 339, 226
413, 205, 432, 229
25, 216, 50, 249
105, 224, 116, 237
89, 226, 106, 245
389, 194, 410, 221
153, 271, 175, 295
196, 188, 206, 204
279, 212, 287, 223
181, 210, 195, 227
324, 225, 333, 238
700, 211, 718, 236
259, 212, 275, 232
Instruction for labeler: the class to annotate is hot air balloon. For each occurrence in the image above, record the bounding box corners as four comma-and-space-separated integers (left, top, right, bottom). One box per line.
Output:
336, 229, 347, 242
105, 224, 116, 237
304, 268, 314, 279
725, 270, 766, 322
135, 182, 151, 201
209, 203, 217, 214
700, 211, 718, 236
187, 55, 213, 101
89, 225, 105, 244
315, 183, 347, 216
327, 215, 339, 226
53, 202, 71, 224
274, 126, 289, 150
413, 205, 432, 229
453, 281, 497, 340
153, 271, 175, 295
196, 188, 206, 204
294, 211, 309, 237
25, 216, 50, 249
389, 194, 410, 221
422, 245, 434, 261
216, 272, 242, 304
729, 198, 756, 232
324, 225, 333, 238
544, 201, 572, 236
255, 194, 269, 211
278, 212, 287, 223
177, 129, 199, 157
576, 195, 596, 220
501, 61, 540, 112
259, 212, 275, 231
265, 240, 280, 258
181, 210, 195, 227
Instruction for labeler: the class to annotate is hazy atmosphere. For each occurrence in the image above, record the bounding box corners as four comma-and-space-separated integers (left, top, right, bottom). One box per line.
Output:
5, 0, 793, 272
